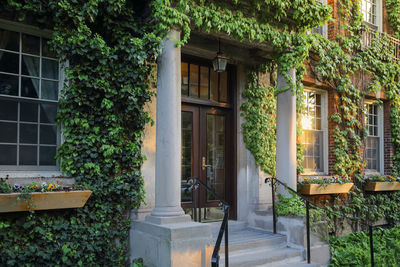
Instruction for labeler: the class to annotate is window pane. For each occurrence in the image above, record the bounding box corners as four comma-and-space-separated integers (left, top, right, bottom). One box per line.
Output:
19, 145, 37, 165
22, 34, 40, 55
21, 77, 39, 98
40, 125, 57, 145
0, 52, 19, 74
181, 111, 192, 202
20, 124, 38, 144
0, 29, 19, 51
0, 122, 17, 143
40, 146, 56, 166
21, 55, 40, 77
42, 39, 56, 58
0, 145, 17, 165
40, 103, 57, 123
0, 100, 17, 121
200, 66, 209, 99
316, 94, 321, 105
42, 58, 58, 80
20, 102, 38, 122
210, 69, 218, 101
41, 80, 58, 100
0, 74, 18, 96
189, 64, 199, 98
219, 71, 228, 102
181, 62, 188, 96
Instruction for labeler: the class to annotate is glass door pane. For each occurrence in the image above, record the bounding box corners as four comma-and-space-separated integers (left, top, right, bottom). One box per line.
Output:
206, 113, 225, 201
181, 111, 193, 202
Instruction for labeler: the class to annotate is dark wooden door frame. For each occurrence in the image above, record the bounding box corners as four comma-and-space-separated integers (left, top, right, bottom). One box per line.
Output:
180, 55, 237, 219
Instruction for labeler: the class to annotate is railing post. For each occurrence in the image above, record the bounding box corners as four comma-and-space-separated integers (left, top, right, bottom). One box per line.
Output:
306, 201, 311, 264
225, 207, 229, 267
193, 182, 198, 222
271, 178, 277, 234
369, 225, 374, 267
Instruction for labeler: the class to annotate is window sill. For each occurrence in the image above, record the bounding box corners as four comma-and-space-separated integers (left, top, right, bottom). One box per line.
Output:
0, 171, 74, 187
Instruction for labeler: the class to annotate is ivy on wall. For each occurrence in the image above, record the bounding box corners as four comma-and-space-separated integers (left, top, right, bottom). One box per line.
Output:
0, 0, 158, 265
241, 66, 276, 176
386, 0, 400, 39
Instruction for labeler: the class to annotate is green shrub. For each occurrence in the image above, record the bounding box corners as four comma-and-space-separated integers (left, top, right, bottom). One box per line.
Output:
330, 226, 400, 266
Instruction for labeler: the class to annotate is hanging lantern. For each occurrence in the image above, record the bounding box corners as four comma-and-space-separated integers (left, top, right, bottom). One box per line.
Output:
212, 39, 229, 72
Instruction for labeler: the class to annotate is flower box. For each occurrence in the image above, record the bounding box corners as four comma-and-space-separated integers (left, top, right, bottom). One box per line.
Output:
0, 190, 92, 213
364, 182, 400, 192
298, 183, 354, 195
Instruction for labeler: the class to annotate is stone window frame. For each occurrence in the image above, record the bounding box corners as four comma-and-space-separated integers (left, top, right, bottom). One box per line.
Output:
301, 88, 329, 175
0, 19, 64, 178
364, 100, 384, 175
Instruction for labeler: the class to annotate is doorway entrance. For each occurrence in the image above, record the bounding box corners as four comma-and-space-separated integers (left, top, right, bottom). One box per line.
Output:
180, 56, 235, 221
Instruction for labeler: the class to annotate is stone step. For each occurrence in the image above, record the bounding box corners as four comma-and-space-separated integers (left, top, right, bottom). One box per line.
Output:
269, 261, 321, 267
219, 246, 303, 267
209, 220, 247, 235
216, 228, 287, 253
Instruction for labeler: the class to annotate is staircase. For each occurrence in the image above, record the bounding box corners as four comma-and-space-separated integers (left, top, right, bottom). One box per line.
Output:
209, 221, 321, 267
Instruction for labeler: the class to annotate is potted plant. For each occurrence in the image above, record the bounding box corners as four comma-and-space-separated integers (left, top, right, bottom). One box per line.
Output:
364, 175, 400, 192
0, 178, 92, 213
298, 176, 354, 195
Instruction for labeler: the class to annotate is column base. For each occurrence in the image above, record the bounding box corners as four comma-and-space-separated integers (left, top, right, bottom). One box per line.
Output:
150, 205, 186, 218
146, 214, 191, 225
130, 220, 213, 267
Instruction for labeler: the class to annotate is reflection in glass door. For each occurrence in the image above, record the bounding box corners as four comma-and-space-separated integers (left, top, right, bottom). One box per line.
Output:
205, 114, 225, 201
181, 105, 232, 221
181, 111, 193, 202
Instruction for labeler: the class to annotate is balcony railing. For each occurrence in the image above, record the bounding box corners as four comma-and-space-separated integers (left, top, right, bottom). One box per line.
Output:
361, 27, 400, 61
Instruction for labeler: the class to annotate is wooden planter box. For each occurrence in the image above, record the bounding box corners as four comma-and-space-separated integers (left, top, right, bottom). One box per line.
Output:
365, 182, 400, 192
298, 183, 354, 195
0, 190, 92, 213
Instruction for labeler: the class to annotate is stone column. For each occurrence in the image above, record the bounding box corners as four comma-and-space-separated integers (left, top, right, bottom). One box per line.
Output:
147, 29, 190, 224
130, 30, 212, 267
276, 67, 297, 190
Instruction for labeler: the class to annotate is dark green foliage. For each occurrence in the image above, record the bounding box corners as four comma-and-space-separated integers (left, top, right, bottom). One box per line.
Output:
0, 0, 161, 265
276, 193, 306, 216
330, 226, 400, 266
241, 69, 276, 175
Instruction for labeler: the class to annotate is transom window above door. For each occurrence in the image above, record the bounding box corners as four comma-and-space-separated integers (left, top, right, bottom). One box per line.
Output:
0, 27, 60, 171
181, 61, 229, 103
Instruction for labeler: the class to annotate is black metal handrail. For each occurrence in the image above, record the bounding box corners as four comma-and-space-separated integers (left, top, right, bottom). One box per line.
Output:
189, 177, 229, 267
265, 177, 397, 266
265, 177, 315, 264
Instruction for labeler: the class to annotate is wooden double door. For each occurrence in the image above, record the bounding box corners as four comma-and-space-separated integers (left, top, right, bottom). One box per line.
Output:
181, 104, 234, 213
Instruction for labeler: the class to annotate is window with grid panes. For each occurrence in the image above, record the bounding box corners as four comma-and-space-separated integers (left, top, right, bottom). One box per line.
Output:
181, 61, 229, 103
362, 0, 378, 26
365, 104, 380, 171
0, 28, 59, 170
301, 91, 324, 173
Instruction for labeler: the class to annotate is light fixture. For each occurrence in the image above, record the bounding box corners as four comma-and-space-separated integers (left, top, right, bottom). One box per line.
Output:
212, 39, 229, 72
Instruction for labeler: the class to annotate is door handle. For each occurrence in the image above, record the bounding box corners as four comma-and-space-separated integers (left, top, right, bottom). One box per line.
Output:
202, 156, 212, 171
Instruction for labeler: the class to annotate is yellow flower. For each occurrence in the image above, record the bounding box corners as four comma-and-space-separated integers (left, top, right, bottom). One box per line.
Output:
48, 184, 55, 190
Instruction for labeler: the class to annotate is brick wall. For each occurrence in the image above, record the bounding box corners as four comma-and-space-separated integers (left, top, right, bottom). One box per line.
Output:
384, 101, 393, 174
300, 0, 396, 176
328, 88, 338, 175
327, 0, 339, 41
